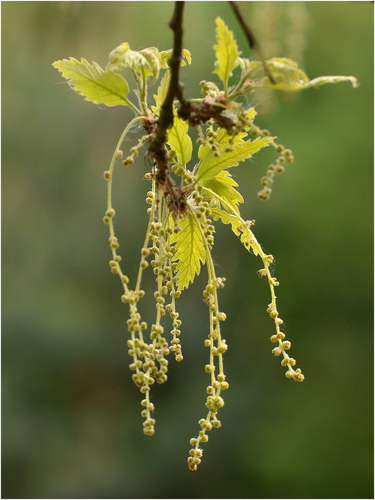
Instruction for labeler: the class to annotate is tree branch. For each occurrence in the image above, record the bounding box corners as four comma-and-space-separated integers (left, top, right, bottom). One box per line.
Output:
147, 1, 186, 214
229, 1, 276, 85
160, 1, 185, 127
147, 1, 255, 215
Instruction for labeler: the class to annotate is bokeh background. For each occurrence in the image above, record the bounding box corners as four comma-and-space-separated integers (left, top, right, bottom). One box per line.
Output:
2, 2, 373, 498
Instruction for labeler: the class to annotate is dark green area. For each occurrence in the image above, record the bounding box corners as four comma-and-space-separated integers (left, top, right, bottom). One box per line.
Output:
2, 2, 373, 498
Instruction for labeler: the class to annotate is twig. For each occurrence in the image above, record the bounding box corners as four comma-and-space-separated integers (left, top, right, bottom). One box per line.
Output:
160, 1, 186, 127
148, 1, 186, 214
147, 0, 247, 214
229, 1, 276, 85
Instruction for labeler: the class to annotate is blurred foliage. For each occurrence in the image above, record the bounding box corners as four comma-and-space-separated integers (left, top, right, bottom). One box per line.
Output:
2, 2, 373, 498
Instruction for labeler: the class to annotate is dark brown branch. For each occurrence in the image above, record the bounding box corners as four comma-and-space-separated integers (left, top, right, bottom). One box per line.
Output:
147, 1, 186, 214
229, 1, 276, 85
160, 1, 186, 127
146, 1, 247, 215
178, 98, 235, 131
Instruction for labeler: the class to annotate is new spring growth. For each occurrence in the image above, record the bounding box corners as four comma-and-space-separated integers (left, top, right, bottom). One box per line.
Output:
52, 7, 358, 470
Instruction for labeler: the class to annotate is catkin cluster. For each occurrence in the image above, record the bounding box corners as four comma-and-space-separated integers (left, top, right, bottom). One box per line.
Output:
102, 101, 305, 469
53, 9, 361, 472
100, 46, 308, 466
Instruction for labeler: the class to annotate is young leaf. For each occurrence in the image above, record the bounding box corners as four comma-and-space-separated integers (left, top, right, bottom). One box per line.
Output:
200, 170, 243, 215
210, 208, 262, 256
108, 43, 161, 81
250, 57, 359, 91
202, 181, 262, 256
213, 17, 241, 88
169, 212, 207, 291
267, 57, 310, 87
160, 48, 192, 68
196, 129, 272, 182
306, 75, 359, 89
138, 47, 161, 82
52, 58, 130, 107
152, 49, 192, 115
167, 108, 193, 166
152, 70, 171, 114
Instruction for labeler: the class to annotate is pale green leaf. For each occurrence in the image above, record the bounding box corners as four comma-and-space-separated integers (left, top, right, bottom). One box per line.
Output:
306, 75, 359, 89
169, 212, 206, 290
244, 107, 257, 123
52, 58, 130, 106
108, 43, 161, 82
251, 57, 359, 92
160, 48, 192, 68
269, 57, 310, 84
213, 17, 241, 86
108, 42, 132, 70
152, 70, 171, 114
138, 47, 161, 81
210, 208, 261, 256
237, 57, 263, 72
200, 170, 243, 215
196, 128, 272, 182
198, 128, 239, 163
167, 108, 193, 166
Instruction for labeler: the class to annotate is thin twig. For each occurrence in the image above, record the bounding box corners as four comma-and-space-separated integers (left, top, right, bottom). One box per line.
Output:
229, 1, 276, 85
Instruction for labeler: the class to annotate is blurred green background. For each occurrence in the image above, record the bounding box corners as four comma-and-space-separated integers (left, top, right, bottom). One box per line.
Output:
2, 2, 373, 498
